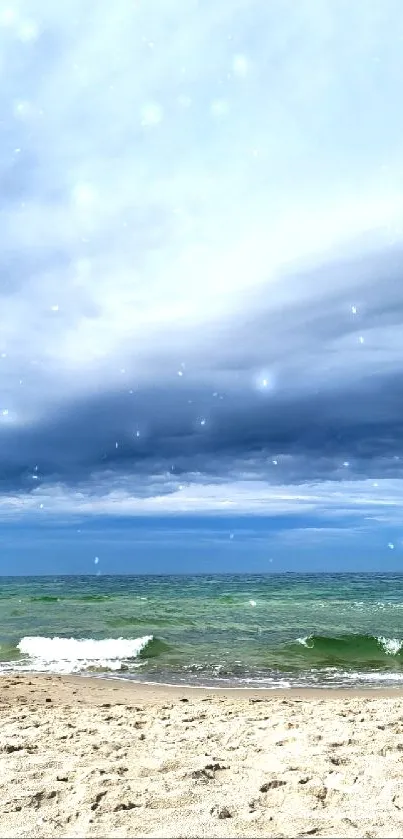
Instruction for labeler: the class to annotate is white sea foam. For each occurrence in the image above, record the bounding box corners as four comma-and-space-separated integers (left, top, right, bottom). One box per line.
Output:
336, 671, 403, 682
375, 601, 403, 609
377, 636, 403, 656
4, 635, 154, 674
296, 635, 312, 647
239, 677, 292, 688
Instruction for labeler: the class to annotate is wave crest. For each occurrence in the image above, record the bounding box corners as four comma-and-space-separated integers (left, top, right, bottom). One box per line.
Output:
290, 633, 403, 665
15, 634, 154, 674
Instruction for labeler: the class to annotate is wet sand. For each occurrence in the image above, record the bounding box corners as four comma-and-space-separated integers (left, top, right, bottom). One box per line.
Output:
1, 675, 403, 837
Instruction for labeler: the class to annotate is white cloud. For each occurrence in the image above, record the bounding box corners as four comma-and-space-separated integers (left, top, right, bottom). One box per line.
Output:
1, 2, 403, 393
0, 476, 401, 522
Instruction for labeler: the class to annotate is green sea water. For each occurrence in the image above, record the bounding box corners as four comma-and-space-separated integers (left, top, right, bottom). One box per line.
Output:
1, 573, 403, 688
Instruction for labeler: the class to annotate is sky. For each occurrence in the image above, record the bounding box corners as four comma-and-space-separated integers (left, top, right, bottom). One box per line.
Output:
1, 0, 403, 574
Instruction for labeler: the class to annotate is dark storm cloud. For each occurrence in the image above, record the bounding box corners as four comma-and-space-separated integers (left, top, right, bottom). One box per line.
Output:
1, 243, 403, 498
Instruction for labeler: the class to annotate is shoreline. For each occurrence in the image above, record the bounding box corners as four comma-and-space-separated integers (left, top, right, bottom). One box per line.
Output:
2, 672, 403, 704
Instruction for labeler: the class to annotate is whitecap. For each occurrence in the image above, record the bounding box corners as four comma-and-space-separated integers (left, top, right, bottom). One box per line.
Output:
5, 635, 154, 674
296, 635, 313, 647
377, 636, 403, 656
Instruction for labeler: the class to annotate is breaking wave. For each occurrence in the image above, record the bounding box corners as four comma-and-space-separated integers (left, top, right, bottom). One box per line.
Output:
288, 633, 403, 666
0, 635, 161, 674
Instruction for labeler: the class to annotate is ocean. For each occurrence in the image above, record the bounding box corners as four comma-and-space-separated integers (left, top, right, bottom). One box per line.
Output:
1, 572, 403, 689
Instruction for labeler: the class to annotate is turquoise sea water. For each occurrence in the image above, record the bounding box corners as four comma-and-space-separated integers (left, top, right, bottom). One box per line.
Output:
1, 573, 403, 688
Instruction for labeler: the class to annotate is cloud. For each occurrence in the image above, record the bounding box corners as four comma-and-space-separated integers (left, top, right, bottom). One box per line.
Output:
0, 477, 401, 531
1, 0, 403, 524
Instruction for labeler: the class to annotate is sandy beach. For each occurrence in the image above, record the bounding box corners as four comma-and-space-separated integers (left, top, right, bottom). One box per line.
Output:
0, 677, 403, 838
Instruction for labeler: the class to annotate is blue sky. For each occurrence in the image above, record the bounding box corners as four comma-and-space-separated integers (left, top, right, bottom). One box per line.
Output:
1, 0, 403, 574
